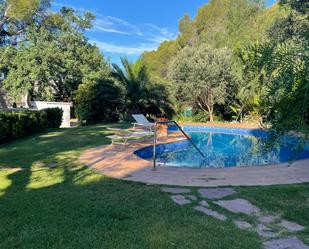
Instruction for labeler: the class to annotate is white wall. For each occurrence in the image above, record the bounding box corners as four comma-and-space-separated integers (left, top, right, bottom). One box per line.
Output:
31, 101, 72, 128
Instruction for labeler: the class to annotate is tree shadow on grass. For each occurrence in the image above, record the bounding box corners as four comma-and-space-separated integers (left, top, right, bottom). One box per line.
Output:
0, 124, 262, 249
0, 124, 127, 169
0, 168, 262, 249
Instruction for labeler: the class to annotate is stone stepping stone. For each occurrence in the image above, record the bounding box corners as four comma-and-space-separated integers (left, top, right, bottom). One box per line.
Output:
258, 215, 277, 224
198, 188, 236, 200
279, 219, 305, 232
187, 195, 198, 201
194, 206, 227, 221
199, 200, 210, 207
263, 236, 309, 249
257, 224, 278, 238
162, 187, 191, 194
234, 220, 252, 230
214, 198, 260, 215
170, 195, 191, 206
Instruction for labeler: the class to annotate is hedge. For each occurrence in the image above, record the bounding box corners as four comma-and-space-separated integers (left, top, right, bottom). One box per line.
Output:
0, 108, 63, 144
44, 108, 63, 128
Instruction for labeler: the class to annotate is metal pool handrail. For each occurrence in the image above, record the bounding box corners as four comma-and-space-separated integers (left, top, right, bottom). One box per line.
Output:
153, 120, 206, 169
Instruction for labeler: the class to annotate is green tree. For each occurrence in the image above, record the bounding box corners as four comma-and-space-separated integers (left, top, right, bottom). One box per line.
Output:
112, 58, 174, 119
0, 7, 102, 102
140, 40, 180, 81
75, 78, 123, 124
232, 49, 265, 123
241, 0, 309, 131
178, 14, 198, 48
169, 45, 236, 122
141, 0, 285, 83
0, 0, 51, 46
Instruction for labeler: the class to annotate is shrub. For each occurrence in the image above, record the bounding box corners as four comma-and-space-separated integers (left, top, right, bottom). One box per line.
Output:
0, 108, 63, 144
43, 108, 63, 128
192, 110, 209, 123
176, 114, 193, 123
75, 79, 123, 124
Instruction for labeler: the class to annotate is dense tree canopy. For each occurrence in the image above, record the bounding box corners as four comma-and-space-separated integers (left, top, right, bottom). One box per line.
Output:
0, 0, 51, 46
0, 7, 102, 102
141, 0, 308, 132
0, 0, 307, 130
141, 0, 286, 81
112, 58, 174, 119
240, 0, 309, 131
75, 78, 123, 124
169, 45, 236, 122
0, 2, 175, 123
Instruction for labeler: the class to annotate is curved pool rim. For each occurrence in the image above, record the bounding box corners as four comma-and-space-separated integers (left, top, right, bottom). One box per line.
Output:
134, 126, 309, 168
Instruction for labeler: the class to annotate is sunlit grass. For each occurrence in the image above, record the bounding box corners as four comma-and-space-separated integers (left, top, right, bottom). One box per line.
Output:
0, 169, 14, 196
0, 124, 308, 249
27, 164, 65, 190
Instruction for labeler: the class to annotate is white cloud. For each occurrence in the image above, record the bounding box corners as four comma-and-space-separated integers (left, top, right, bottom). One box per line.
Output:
92, 15, 176, 42
92, 40, 158, 55
53, 2, 177, 56
93, 16, 136, 36
146, 35, 170, 43
53, 1, 176, 41
142, 24, 175, 40
92, 16, 133, 35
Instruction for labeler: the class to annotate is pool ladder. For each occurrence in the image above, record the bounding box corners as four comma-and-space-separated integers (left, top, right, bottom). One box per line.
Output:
153, 120, 206, 169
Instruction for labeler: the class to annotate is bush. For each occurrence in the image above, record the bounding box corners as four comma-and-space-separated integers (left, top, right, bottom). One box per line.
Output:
44, 108, 63, 128
192, 110, 209, 123
176, 114, 193, 123
75, 79, 123, 124
0, 108, 63, 144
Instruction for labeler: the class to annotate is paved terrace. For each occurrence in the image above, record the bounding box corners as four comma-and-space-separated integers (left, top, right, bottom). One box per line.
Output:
80, 125, 309, 187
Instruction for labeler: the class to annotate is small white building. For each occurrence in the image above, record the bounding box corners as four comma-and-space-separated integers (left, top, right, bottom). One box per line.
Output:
31, 101, 72, 128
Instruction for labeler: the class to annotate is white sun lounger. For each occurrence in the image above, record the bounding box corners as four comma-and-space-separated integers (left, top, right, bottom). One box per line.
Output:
132, 114, 155, 131
107, 128, 153, 146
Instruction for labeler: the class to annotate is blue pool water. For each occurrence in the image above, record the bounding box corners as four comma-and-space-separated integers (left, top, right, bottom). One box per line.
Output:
134, 126, 309, 168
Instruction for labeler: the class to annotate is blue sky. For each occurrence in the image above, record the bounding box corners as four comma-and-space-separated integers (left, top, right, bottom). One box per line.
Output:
53, 0, 277, 65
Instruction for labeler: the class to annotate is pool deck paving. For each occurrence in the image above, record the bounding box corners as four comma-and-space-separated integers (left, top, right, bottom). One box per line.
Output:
80, 131, 309, 187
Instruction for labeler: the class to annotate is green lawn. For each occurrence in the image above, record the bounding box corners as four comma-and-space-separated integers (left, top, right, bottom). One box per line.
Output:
0, 124, 308, 249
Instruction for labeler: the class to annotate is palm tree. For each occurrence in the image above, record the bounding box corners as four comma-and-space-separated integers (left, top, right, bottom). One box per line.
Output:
112, 57, 173, 119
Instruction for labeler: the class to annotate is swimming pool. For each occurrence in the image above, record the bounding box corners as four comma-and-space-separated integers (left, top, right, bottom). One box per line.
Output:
134, 126, 309, 168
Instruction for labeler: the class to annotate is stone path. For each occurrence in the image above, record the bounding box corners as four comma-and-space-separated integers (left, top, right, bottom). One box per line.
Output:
279, 220, 305, 232
170, 195, 192, 206
162, 186, 308, 249
257, 224, 278, 238
198, 188, 236, 199
194, 206, 227, 221
258, 215, 277, 224
234, 220, 252, 230
214, 198, 260, 215
199, 200, 209, 207
263, 237, 309, 249
162, 187, 191, 194
187, 195, 198, 201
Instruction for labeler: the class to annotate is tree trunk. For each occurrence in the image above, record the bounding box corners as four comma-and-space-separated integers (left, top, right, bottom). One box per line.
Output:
209, 112, 214, 122
197, 89, 214, 123
207, 105, 214, 122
